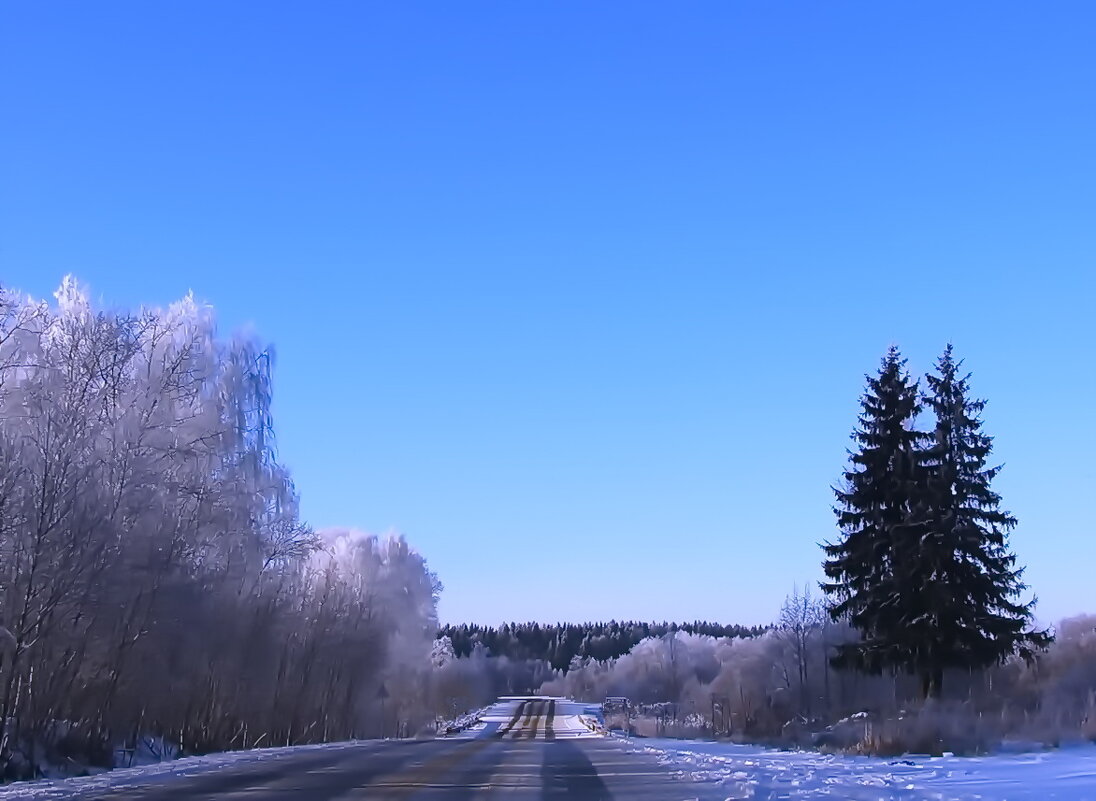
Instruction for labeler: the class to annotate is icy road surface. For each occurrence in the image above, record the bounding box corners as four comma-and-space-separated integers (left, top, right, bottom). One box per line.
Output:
1, 699, 1094, 799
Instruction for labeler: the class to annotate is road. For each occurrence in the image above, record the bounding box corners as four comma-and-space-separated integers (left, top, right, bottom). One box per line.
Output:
80, 698, 726, 800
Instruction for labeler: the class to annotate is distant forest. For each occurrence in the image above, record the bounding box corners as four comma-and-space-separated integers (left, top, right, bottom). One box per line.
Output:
438, 621, 767, 671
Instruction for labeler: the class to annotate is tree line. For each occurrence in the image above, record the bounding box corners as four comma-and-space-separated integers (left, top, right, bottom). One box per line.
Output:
547, 347, 1088, 752
440, 621, 765, 671
547, 600, 1094, 750
0, 281, 440, 779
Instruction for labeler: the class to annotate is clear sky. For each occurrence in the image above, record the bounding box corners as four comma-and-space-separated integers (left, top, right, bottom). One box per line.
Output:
2, 3, 1093, 627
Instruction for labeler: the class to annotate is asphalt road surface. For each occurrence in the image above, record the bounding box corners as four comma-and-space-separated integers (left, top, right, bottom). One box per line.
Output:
84, 698, 726, 800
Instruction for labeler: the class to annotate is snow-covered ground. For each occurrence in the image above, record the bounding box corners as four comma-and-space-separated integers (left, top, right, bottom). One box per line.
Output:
4, 720, 1093, 799
0, 741, 369, 800
447, 696, 602, 739
626, 738, 1096, 800
437, 703, 491, 734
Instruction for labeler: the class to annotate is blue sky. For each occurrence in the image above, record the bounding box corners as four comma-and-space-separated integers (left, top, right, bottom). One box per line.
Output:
2, 2, 1093, 626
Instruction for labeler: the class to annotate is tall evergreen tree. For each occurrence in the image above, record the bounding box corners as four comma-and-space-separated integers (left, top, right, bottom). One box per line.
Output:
912, 345, 1050, 695
822, 347, 932, 678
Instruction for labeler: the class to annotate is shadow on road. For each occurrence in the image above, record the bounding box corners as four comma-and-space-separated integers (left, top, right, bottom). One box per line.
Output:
541, 740, 611, 800
544, 700, 556, 741
445, 741, 509, 801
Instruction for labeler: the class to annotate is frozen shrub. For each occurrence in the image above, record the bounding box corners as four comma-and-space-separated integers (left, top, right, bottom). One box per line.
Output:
849, 703, 1000, 757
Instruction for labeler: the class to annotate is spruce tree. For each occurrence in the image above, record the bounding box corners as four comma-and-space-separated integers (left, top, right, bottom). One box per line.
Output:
822, 346, 931, 677
912, 345, 1050, 695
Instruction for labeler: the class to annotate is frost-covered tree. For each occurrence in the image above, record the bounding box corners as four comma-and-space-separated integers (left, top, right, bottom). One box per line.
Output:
776, 586, 827, 717
0, 279, 442, 778
438, 620, 762, 669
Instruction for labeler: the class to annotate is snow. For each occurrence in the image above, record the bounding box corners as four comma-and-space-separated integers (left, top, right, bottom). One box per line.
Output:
625, 738, 1096, 800
447, 697, 600, 739
0, 741, 369, 800
437, 704, 492, 735
5, 726, 1094, 799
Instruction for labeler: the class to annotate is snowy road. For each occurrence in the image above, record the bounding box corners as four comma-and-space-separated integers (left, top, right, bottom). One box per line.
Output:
2, 699, 724, 800
4, 699, 1095, 799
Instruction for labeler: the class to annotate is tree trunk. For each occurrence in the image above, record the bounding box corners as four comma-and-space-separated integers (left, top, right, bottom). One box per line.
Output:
920, 667, 943, 699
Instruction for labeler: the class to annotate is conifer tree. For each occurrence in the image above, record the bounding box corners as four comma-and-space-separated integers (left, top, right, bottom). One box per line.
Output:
912, 344, 1050, 695
822, 347, 931, 677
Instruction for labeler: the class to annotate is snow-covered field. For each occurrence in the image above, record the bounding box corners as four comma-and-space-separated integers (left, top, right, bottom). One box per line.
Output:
626, 738, 1096, 800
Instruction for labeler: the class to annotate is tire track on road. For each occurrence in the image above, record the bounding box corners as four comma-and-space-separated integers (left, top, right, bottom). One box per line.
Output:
495, 700, 529, 739
525, 700, 544, 740
518, 699, 536, 737
545, 699, 556, 741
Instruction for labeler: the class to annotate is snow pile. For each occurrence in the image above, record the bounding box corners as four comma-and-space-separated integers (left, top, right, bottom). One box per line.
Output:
436, 705, 490, 735
628, 739, 1096, 800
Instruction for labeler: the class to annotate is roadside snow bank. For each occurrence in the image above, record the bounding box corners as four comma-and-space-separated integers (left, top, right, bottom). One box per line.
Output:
436, 705, 491, 736
0, 741, 368, 800
628, 738, 1096, 800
